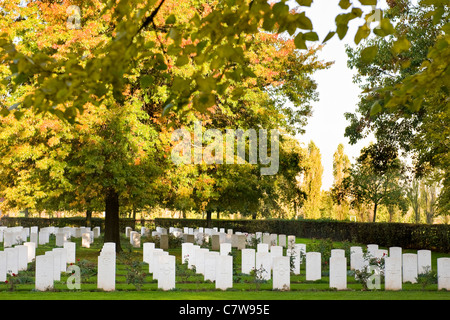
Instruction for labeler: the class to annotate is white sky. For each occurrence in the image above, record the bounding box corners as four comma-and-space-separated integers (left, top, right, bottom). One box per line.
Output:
293, 1, 388, 191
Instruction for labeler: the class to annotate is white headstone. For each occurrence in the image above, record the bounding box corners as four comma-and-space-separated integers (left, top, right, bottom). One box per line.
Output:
38, 231, 49, 245
157, 255, 175, 291
143, 242, 156, 264
220, 243, 232, 256
270, 245, 283, 257
93, 226, 101, 238
270, 234, 278, 246
97, 251, 116, 291
102, 242, 116, 253
437, 257, 450, 291
306, 252, 321, 281
278, 235, 287, 248
257, 243, 269, 253
351, 252, 365, 271
255, 252, 271, 281
389, 247, 402, 263
194, 248, 209, 275
4, 231, 15, 248
130, 231, 141, 248
384, 256, 402, 291
204, 252, 219, 282
350, 246, 363, 255
331, 249, 345, 258
125, 227, 132, 238
215, 255, 233, 290
35, 254, 54, 291
287, 247, 300, 275
53, 247, 67, 273
24, 242, 36, 263
44, 251, 60, 281
287, 235, 296, 249
0, 251, 7, 282
81, 233, 91, 248
273, 256, 290, 290
329, 256, 347, 290
417, 250, 432, 274
241, 248, 256, 275
30, 232, 38, 247
236, 234, 246, 250
16, 245, 28, 271
64, 242, 76, 264
295, 243, 306, 255
153, 251, 169, 281
367, 244, 379, 257
181, 242, 193, 265
402, 253, 418, 283
5, 247, 18, 275
56, 231, 67, 247
149, 248, 164, 274
262, 233, 271, 246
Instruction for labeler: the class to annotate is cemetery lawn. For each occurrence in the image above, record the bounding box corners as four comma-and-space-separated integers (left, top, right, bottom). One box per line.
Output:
0, 236, 449, 300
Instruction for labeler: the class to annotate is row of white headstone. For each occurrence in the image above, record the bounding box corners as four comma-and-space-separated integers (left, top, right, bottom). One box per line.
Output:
141, 226, 450, 291
0, 226, 101, 248
0, 225, 100, 291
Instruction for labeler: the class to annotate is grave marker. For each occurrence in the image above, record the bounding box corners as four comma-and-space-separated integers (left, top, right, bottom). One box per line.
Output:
437, 258, 450, 291
273, 256, 290, 290
306, 252, 321, 281
385, 256, 402, 291
241, 249, 256, 275
329, 256, 347, 290
417, 250, 432, 274
215, 255, 232, 290
97, 251, 116, 291
402, 253, 418, 284
157, 255, 175, 291
35, 254, 54, 291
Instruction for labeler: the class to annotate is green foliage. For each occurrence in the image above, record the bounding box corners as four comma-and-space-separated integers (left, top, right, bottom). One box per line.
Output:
121, 257, 147, 291
75, 259, 97, 283
416, 266, 438, 291
345, 0, 449, 217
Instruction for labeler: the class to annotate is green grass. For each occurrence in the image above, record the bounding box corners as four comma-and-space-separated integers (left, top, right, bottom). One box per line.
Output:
1, 234, 449, 300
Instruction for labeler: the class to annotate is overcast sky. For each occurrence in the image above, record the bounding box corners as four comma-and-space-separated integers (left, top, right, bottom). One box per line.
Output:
292, 1, 386, 190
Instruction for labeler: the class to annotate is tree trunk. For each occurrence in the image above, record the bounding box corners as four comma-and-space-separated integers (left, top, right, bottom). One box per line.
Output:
206, 210, 212, 228
216, 211, 220, 219
372, 202, 378, 223
252, 212, 257, 219
104, 188, 122, 252
86, 209, 92, 228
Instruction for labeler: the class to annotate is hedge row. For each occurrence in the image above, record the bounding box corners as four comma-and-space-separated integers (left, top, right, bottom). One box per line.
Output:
1, 216, 449, 252
0, 217, 155, 231
154, 218, 450, 253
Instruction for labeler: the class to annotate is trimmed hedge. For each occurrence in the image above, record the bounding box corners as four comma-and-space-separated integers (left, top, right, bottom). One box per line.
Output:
154, 218, 450, 253
0, 217, 155, 232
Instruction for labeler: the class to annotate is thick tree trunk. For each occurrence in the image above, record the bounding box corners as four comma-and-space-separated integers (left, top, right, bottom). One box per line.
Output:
372, 202, 378, 223
104, 188, 122, 252
206, 210, 212, 228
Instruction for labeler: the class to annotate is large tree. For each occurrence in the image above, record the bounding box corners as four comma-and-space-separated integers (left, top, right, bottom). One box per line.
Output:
331, 143, 351, 220
345, 143, 404, 222
344, 0, 449, 216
